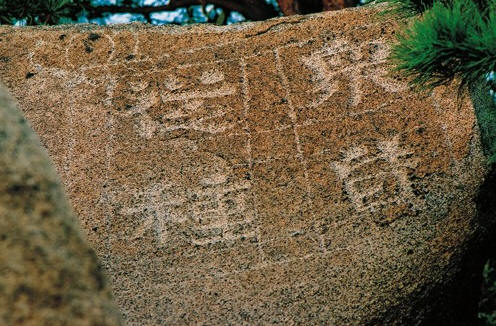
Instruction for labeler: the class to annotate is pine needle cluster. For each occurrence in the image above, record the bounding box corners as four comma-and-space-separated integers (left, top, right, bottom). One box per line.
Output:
389, 0, 496, 90
379, 0, 496, 164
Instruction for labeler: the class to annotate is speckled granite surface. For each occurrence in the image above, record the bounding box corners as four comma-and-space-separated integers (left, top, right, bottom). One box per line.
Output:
0, 84, 122, 325
0, 6, 491, 325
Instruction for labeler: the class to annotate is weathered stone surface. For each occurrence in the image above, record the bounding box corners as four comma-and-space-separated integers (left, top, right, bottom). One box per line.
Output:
0, 84, 122, 325
0, 6, 492, 325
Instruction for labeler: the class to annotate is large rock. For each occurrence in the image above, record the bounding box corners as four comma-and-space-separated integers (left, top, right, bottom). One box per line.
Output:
0, 84, 122, 325
0, 6, 493, 325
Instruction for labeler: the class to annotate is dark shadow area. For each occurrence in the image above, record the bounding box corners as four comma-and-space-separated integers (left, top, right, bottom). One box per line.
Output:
379, 164, 496, 326
422, 82, 496, 326
476, 164, 496, 325
471, 81, 496, 325
429, 163, 496, 326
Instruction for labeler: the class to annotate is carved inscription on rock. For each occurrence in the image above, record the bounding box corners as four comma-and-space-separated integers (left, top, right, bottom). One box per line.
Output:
121, 171, 255, 246
301, 40, 406, 108
331, 136, 420, 225
113, 61, 242, 138
0, 15, 470, 324
26, 30, 425, 248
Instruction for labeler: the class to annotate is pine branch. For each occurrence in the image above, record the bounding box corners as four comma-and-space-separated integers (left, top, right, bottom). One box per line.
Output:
86, 0, 278, 21
276, 0, 358, 15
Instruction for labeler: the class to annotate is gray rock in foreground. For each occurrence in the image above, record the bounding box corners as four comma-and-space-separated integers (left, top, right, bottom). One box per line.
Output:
0, 84, 122, 326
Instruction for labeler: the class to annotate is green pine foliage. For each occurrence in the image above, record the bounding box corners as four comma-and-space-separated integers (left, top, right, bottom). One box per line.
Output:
0, 0, 90, 25
390, 0, 496, 90
380, 0, 496, 164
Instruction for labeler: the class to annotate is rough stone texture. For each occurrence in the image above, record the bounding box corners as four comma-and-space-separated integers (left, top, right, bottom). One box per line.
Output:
0, 6, 492, 325
0, 84, 122, 325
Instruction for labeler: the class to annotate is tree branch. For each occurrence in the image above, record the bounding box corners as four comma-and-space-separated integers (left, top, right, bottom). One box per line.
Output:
86, 0, 278, 21
276, 0, 321, 15
276, 0, 359, 15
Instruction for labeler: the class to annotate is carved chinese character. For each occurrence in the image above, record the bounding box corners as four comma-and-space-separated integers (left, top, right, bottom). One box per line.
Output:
331, 136, 419, 225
